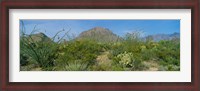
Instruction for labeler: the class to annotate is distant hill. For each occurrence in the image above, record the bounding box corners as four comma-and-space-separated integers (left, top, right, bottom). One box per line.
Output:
21, 32, 52, 43
145, 32, 180, 41
169, 32, 180, 38
76, 27, 122, 43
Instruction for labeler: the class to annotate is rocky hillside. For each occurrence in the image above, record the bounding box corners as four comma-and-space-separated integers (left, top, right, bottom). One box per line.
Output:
76, 27, 122, 43
22, 32, 52, 43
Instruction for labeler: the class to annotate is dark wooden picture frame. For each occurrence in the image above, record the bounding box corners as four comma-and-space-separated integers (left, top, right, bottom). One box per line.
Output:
0, 0, 199, 91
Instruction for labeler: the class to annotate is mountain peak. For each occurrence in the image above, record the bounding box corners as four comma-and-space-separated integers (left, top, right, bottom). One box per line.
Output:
89, 27, 111, 32
76, 27, 121, 43
93, 26, 106, 29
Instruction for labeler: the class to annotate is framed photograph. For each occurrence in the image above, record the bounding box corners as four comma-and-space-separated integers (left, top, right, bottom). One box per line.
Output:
1, 0, 199, 91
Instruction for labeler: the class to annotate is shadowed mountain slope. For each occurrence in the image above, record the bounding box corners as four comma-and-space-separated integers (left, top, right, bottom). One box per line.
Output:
21, 32, 52, 43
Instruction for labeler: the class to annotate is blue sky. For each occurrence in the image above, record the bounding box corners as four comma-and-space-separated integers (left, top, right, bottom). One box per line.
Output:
20, 20, 180, 38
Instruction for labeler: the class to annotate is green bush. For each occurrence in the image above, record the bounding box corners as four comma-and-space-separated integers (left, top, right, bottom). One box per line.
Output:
116, 51, 134, 67
153, 40, 180, 70
20, 28, 67, 70
112, 51, 147, 71
21, 37, 58, 70
20, 53, 29, 66
64, 60, 88, 71
55, 40, 103, 69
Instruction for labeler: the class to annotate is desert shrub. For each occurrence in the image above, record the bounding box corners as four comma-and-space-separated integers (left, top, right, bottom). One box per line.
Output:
20, 52, 29, 66
108, 31, 147, 70
21, 37, 59, 70
64, 60, 88, 71
55, 39, 103, 69
20, 64, 34, 71
109, 33, 143, 58
116, 51, 134, 67
139, 41, 160, 61
140, 49, 156, 61
167, 64, 180, 71
154, 40, 180, 70
112, 51, 146, 71
110, 44, 124, 57
20, 23, 68, 70
110, 64, 125, 71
